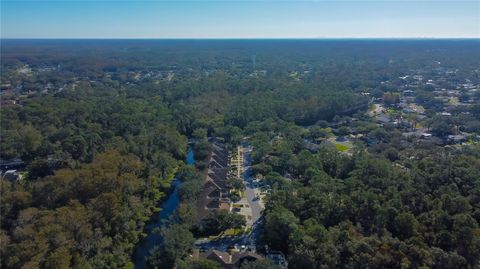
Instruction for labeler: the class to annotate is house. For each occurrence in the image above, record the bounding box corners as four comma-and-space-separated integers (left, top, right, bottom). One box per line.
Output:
402, 131, 422, 139
197, 142, 232, 219
403, 90, 415, 97
375, 113, 391, 124
194, 249, 264, 269
2, 170, 22, 182
303, 139, 320, 153
1, 99, 17, 107
266, 251, 288, 269
420, 133, 433, 139
446, 134, 467, 144
0, 158, 26, 172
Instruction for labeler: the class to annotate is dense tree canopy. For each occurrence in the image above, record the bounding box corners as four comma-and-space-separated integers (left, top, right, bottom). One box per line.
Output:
260, 137, 480, 268
1, 39, 479, 268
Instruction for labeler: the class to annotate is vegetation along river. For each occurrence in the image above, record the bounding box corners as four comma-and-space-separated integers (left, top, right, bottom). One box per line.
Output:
132, 147, 194, 269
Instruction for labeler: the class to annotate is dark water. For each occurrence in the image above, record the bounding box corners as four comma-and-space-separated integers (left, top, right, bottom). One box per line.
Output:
133, 148, 194, 269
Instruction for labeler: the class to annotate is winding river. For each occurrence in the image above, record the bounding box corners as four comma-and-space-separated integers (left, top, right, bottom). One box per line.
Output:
133, 147, 194, 269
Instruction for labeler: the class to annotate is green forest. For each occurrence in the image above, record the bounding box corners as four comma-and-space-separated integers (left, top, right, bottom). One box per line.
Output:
1, 40, 479, 269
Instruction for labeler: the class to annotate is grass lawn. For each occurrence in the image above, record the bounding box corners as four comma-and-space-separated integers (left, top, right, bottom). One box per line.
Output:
223, 228, 244, 236
208, 228, 245, 240
387, 108, 396, 114
335, 143, 349, 151
448, 97, 459, 105
328, 137, 352, 152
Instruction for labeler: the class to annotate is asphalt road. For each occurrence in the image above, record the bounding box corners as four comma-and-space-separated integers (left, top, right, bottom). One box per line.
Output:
242, 145, 262, 226
242, 143, 264, 251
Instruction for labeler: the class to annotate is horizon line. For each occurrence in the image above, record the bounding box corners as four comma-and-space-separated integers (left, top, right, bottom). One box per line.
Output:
2, 37, 480, 40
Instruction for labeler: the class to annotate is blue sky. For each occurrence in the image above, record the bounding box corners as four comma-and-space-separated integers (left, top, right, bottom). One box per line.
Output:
1, 0, 479, 38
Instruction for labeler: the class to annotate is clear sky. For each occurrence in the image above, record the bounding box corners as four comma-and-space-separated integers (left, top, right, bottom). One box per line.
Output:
1, 0, 479, 38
